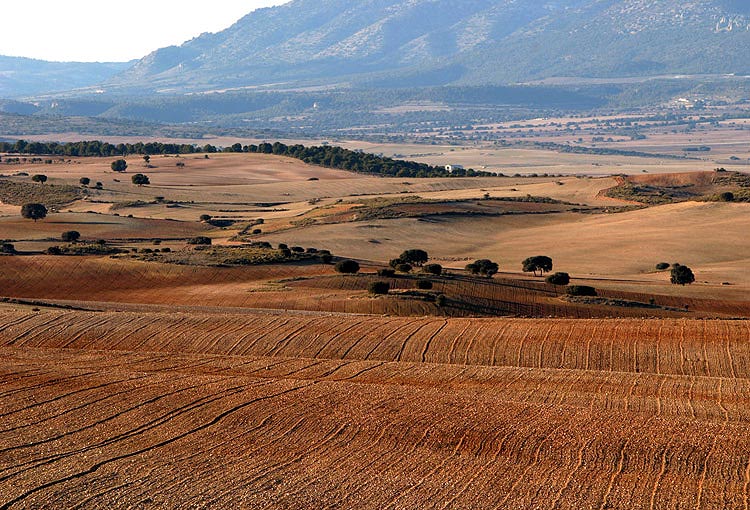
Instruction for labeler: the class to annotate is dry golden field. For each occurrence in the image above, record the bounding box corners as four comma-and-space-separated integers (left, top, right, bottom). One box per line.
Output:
1, 146, 749, 508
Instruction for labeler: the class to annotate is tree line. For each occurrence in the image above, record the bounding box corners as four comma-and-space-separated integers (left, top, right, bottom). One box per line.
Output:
0, 139, 494, 178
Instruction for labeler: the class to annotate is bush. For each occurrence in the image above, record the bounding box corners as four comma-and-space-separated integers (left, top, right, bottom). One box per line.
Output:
417, 280, 433, 290
545, 272, 570, 286
199, 214, 212, 222
422, 264, 443, 276
318, 253, 333, 264
567, 285, 597, 297
280, 248, 292, 257
95, 182, 103, 189
1, 243, 16, 254
277, 243, 288, 250
436, 294, 447, 307
368, 281, 390, 295
377, 268, 396, 277
187, 236, 212, 245
396, 263, 413, 273
291, 246, 305, 253
655, 262, 670, 271
79, 177, 90, 187
61, 231, 81, 243
252, 229, 262, 235
719, 191, 735, 202
46, 246, 63, 255
334, 259, 360, 274
161, 247, 172, 253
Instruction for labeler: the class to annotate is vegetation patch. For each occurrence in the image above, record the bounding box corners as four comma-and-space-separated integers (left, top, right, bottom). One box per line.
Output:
129, 245, 320, 267
0, 179, 82, 207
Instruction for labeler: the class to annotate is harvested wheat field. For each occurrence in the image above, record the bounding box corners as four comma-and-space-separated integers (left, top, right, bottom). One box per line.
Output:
1, 310, 750, 508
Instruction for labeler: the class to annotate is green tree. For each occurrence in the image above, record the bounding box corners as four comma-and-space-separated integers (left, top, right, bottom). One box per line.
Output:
21, 203, 47, 222
131, 174, 150, 186
368, 281, 390, 295
545, 272, 570, 286
31, 174, 47, 184
61, 231, 81, 243
671, 265, 695, 286
111, 159, 128, 172
335, 259, 360, 274
399, 249, 429, 266
522, 256, 553, 276
79, 177, 91, 187
466, 259, 499, 278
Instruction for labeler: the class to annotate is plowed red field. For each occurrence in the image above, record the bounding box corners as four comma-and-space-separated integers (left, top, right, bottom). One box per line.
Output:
2, 310, 750, 508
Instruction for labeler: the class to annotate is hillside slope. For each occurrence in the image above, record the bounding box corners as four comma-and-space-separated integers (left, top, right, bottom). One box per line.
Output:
108, 0, 750, 92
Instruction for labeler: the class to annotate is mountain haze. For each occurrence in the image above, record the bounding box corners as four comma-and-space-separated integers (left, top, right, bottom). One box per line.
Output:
108, 0, 750, 93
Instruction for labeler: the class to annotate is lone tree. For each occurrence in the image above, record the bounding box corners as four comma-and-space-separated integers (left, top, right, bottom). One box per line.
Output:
61, 231, 81, 243
79, 177, 90, 187
522, 256, 553, 276
465, 259, 499, 278
131, 174, 150, 186
670, 264, 695, 286
546, 272, 570, 286
21, 203, 47, 222
111, 159, 128, 172
31, 174, 48, 184
399, 249, 429, 267
334, 259, 360, 274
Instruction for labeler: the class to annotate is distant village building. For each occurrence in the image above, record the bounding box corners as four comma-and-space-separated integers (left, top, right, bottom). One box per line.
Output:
445, 164, 464, 173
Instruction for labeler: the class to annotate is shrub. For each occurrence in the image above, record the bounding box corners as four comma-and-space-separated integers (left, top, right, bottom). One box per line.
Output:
199, 214, 212, 222
368, 281, 390, 295
417, 280, 433, 290
95, 182, 103, 189
436, 294, 447, 307
567, 285, 597, 297
161, 247, 171, 253
252, 229, 262, 235
291, 246, 305, 253
396, 263, 413, 273
719, 191, 735, 202
655, 262, 670, 271
318, 253, 333, 264
280, 248, 292, 257
1, 243, 16, 254
335, 259, 360, 274
277, 243, 288, 250
61, 231, 81, 243
306, 247, 318, 253
187, 236, 212, 245
422, 264, 443, 275
46, 246, 63, 255
545, 272, 570, 286
79, 177, 91, 187
377, 268, 396, 277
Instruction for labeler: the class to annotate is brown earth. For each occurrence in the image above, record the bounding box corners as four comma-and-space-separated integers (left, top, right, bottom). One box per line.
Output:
1, 310, 750, 508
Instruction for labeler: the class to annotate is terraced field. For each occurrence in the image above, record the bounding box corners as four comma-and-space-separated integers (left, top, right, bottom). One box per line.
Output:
1, 310, 750, 508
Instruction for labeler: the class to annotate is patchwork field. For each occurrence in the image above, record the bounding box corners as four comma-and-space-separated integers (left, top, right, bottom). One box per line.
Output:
1, 148, 749, 508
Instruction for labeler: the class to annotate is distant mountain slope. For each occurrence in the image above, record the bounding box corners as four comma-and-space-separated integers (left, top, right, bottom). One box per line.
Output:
107, 0, 750, 93
0, 56, 131, 98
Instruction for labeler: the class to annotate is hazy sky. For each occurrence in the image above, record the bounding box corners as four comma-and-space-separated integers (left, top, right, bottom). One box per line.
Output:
0, 0, 288, 62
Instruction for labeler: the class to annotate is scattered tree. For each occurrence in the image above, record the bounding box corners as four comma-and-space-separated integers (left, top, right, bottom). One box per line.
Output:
399, 249, 429, 266
422, 263, 443, 276
95, 182, 103, 189
417, 280, 433, 290
655, 262, 670, 271
21, 203, 47, 222
61, 231, 81, 243
187, 236, 212, 245
31, 174, 47, 184
522, 256, 553, 276
567, 285, 597, 297
111, 159, 128, 172
368, 281, 390, 295
199, 214, 212, 222
334, 259, 360, 274
143, 155, 151, 165
671, 265, 695, 286
466, 259, 499, 278
377, 268, 396, 277
396, 263, 413, 273
545, 272, 570, 286
79, 177, 90, 187
131, 173, 150, 186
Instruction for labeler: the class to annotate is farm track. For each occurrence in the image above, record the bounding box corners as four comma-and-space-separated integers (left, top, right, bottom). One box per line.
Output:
2, 310, 750, 508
